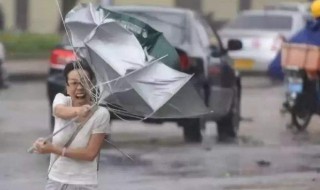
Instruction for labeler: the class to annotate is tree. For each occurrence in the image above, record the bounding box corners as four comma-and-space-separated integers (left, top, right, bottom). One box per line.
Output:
238, 0, 252, 12
58, 0, 78, 33
0, 5, 5, 30
176, 0, 202, 12
16, 0, 29, 31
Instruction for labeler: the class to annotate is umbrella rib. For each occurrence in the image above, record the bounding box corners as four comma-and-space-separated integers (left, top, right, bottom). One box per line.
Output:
104, 139, 135, 162
110, 109, 144, 120
91, 54, 168, 88
54, 0, 79, 60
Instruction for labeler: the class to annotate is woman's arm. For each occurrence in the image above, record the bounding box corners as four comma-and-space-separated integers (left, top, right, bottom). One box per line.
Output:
55, 133, 106, 161
54, 104, 91, 120
34, 133, 106, 161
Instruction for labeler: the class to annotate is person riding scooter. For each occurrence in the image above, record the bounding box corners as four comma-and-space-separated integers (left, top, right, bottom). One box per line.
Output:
277, 0, 320, 130
268, 0, 320, 80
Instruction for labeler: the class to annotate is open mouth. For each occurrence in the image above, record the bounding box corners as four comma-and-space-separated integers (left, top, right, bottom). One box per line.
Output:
75, 93, 86, 99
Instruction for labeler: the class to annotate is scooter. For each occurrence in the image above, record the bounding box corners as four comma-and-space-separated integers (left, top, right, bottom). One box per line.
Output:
284, 68, 319, 130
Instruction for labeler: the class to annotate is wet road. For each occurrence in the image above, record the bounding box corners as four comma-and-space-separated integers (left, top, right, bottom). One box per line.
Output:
1, 77, 320, 190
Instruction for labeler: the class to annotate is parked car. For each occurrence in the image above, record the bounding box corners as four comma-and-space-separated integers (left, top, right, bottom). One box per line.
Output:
219, 10, 307, 73
264, 2, 311, 18
47, 6, 242, 142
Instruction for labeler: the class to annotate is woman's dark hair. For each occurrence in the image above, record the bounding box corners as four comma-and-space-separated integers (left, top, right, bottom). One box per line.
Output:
63, 59, 95, 84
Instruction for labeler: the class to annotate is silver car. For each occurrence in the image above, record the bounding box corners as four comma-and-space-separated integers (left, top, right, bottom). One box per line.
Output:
219, 10, 306, 72
264, 2, 311, 17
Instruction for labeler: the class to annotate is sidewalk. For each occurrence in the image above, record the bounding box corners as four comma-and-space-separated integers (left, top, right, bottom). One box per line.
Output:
4, 59, 48, 81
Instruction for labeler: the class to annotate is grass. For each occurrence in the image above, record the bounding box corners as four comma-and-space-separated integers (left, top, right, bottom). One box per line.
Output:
0, 32, 61, 59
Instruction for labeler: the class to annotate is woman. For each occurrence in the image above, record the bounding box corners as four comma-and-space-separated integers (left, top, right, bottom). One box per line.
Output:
33, 59, 110, 190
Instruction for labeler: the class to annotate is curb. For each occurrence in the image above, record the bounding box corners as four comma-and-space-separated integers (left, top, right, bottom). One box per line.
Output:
5, 59, 48, 82
8, 73, 47, 82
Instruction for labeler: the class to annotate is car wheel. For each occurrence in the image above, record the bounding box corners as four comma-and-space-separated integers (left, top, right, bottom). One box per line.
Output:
182, 118, 205, 143
291, 107, 312, 131
217, 86, 240, 141
290, 88, 314, 131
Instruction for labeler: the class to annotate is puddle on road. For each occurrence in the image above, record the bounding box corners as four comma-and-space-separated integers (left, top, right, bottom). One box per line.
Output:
202, 135, 265, 149
106, 135, 185, 149
224, 183, 307, 190
296, 165, 320, 173
281, 127, 320, 146
237, 136, 264, 146
150, 169, 207, 178
100, 153, 152, 167
223, 153, 320, 178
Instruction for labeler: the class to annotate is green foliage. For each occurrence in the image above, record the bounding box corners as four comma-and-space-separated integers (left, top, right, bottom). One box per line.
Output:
0, 33, 61, 59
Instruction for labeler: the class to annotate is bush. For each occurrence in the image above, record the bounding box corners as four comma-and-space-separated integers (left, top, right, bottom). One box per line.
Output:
0, 33, 61, 59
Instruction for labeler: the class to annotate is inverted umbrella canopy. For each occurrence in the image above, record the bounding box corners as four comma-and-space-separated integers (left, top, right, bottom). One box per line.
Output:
97, 6, 180, 70
84, 20, 146, 79
102, 61, 195, 117
123, 63, 210, 118
65, 3, 106, 48
65, 3, 211, 119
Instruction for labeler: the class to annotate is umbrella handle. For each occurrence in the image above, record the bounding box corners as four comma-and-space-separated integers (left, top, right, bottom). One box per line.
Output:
27, 144, 49, 153
27, 146, 35, 153
27, 117, 78, 154
27, 135, 53, 153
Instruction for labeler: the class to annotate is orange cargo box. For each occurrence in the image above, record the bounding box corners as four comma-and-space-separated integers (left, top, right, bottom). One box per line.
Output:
281, 43, 320, 74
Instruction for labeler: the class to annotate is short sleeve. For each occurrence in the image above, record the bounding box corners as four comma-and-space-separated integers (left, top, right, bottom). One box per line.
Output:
92, 108, 111, 134
52, 93, 71, 117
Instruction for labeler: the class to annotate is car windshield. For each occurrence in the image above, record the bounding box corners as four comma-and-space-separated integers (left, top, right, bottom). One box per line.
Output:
226, 14, 293, 31
195, 15, 220, 48
265, 5, 299, 12
121, 11, 187, 46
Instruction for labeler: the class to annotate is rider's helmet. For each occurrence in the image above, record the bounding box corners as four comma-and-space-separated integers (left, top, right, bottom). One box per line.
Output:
311, 0, 320, 18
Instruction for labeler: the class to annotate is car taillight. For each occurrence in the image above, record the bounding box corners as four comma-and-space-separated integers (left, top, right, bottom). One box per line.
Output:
50, 49, 77, 70
179, 52, 190, 70
271, 35, 286, 51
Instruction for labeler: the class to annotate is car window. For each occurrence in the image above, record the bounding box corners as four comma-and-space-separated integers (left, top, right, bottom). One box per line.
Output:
226, 14, 293, 31
265, 5, 299, 12
195, 15, 222, 49
194, 18, 211, 48
264, 3, 310, 13
120, 11, 187, 46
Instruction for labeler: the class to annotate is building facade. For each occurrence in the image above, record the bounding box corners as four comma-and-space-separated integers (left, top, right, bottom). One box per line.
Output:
0, 0, 308, 33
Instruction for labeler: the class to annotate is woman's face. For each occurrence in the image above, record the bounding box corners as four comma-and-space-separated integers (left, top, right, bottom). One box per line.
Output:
66, 69, 91, 106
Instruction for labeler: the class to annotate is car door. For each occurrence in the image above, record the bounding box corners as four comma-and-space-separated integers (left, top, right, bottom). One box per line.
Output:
195, 16, 236, 87
194, 16, 236, 115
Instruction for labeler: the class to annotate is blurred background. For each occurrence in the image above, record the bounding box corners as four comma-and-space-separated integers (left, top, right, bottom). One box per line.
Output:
1, 0, 320, 190
0, 0, 313, 58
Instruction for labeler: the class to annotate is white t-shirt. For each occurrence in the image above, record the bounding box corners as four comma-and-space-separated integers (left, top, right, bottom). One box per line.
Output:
48, 93, 111, 185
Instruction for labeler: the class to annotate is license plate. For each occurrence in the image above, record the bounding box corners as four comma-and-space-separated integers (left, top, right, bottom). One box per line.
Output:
234, 59, 254, 70
288, 83, 303, 93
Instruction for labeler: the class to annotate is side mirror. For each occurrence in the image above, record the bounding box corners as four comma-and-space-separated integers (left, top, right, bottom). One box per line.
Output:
227, 39, 242, 51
